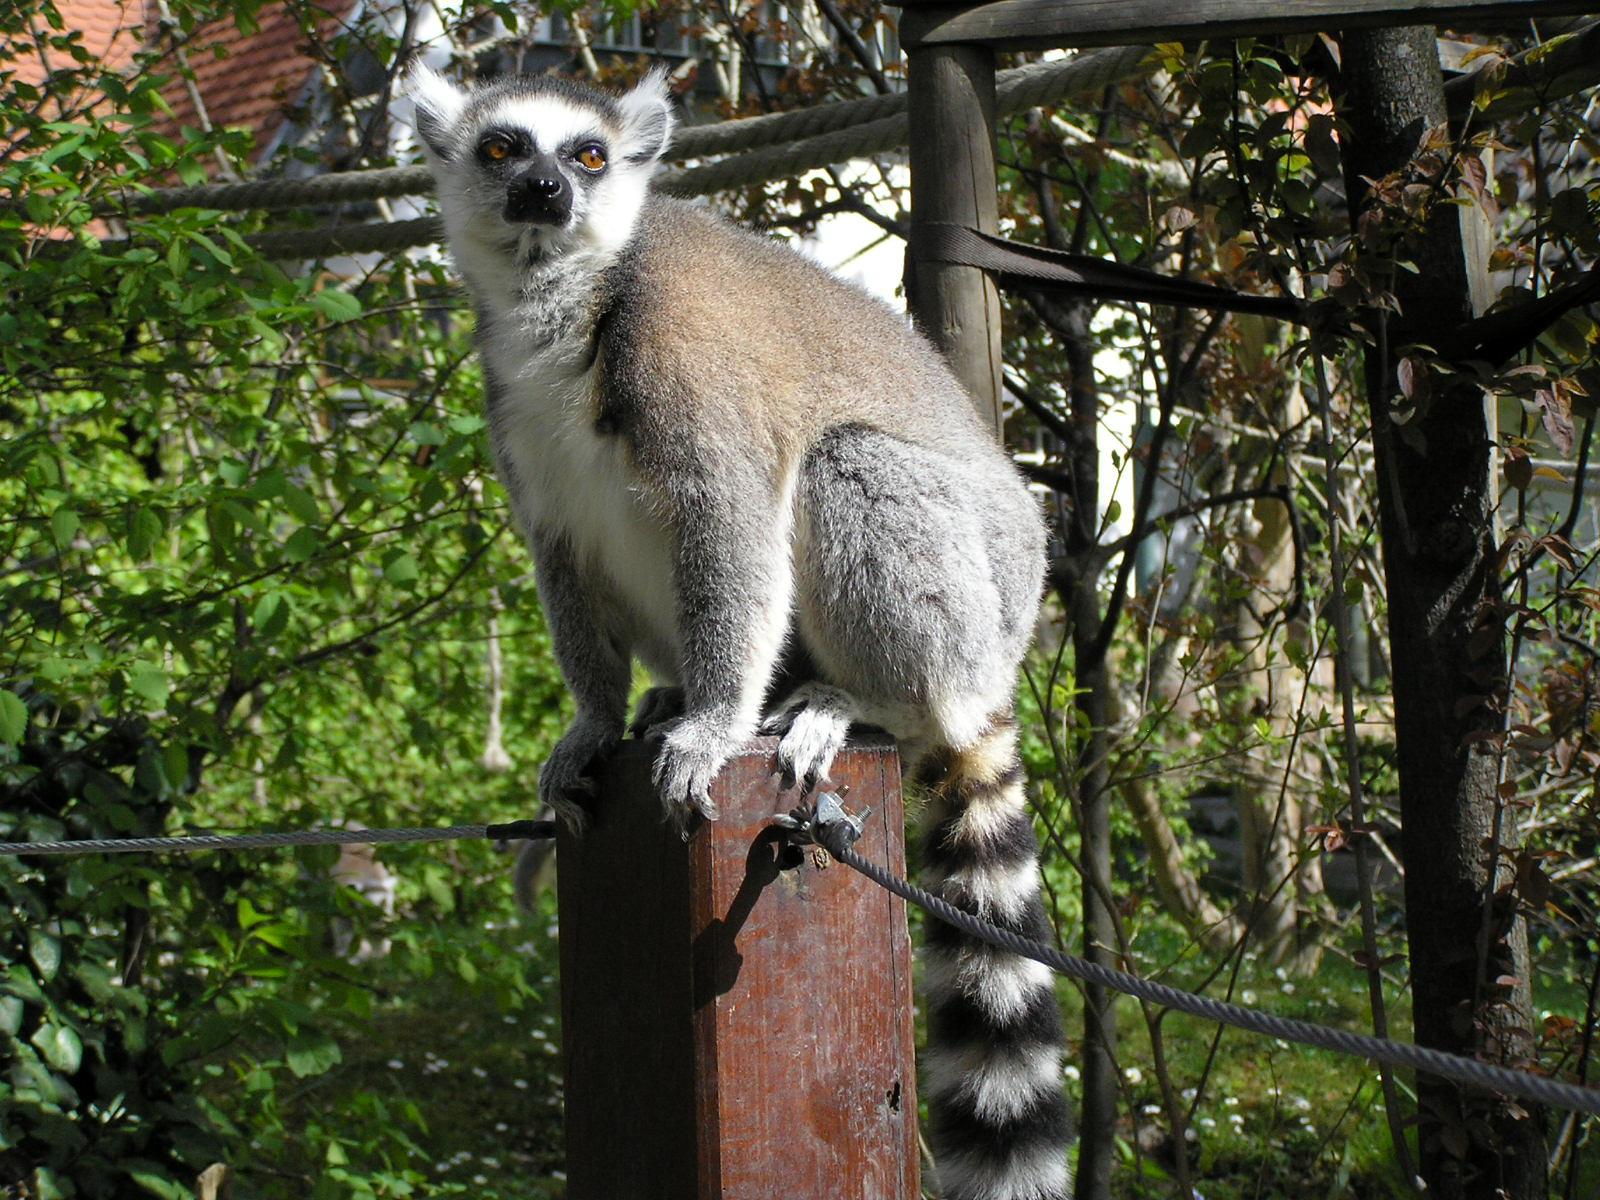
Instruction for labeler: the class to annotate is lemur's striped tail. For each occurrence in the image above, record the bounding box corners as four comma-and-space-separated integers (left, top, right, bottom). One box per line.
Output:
916, 712, 1073, 1200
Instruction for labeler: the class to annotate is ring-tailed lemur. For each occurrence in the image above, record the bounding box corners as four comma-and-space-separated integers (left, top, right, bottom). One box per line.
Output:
407, 65, 1072, 1200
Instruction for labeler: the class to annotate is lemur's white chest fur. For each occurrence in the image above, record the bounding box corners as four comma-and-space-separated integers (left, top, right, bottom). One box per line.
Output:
472, 249, 680, 679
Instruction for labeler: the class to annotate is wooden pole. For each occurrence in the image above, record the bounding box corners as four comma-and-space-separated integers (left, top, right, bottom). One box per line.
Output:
556, 735, 919, 1200
906, 41, 1004, 432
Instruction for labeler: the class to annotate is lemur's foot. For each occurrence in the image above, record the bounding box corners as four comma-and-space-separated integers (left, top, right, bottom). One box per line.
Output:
761, 683, 857, 791
629, 685, 685, 737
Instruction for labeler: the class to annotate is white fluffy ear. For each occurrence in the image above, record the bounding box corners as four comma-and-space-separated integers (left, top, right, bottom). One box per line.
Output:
404, 63, 469, 160
616, 67, 675, 165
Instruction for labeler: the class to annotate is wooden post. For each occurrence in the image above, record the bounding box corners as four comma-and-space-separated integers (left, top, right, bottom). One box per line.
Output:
905, 41, 1004, 432
556, 735, 919, 1200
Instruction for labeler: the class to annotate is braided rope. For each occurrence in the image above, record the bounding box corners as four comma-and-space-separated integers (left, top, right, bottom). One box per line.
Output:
71, 45, 1151, 220
0, 819, 554, 856
242, 214, 441, 258
818, 831, 1600, 1119
659, 112, 908, 197
10, 806, 1595, 1117
111, 164, 436, 217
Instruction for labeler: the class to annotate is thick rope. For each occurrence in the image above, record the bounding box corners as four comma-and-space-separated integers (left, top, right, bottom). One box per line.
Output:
659, 112, 908, 197
243, 215, 441, 259
109, 164, 435, 217
817, 829, 1600, 1119
75, 45, 1150, 219
9, 805, 1596, 1118
0, 819, 554, 856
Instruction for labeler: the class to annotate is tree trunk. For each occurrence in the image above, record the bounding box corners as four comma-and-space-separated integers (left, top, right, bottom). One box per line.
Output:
1335, 27, 1545, 1199
1049, 300, 1119, 1200
1226, 373, 1324, 966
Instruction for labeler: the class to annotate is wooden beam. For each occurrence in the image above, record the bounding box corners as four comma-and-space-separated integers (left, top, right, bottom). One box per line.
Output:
557, 736, 918, 1200
906, 43, 1004, 432
897, 0, 1599, 50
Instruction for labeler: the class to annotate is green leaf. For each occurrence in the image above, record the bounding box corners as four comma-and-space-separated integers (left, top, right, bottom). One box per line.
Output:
250, 470, 286, 500
29, 929, 62, 980
283, 482, 321, 525
283, 526, 322, 563
32, 1022, 82, 1073
0, 689, 27, 744
237, 896, 270, 929
162, 742, 189, 790
50, 506, 80, 547
126, 661, 169, 710
122, 1162, 188, 1199
187, 229, 234, 268
382, 550, 420, 587
312, 289, 362, 322
0, 994, 23, 1035
408, 421, 446, 446
253, 591, 290, 639
286, 1028, 342, 1078
247, 921, 296, 951
126, 506, 164, 560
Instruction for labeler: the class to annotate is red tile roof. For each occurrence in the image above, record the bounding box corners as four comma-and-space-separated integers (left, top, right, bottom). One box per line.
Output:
10, 0, 146, 94
29, 0, 350, 166
157, 3, 348, 158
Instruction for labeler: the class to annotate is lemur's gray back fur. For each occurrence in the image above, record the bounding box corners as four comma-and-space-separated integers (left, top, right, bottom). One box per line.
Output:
407, 64, 1073, 1200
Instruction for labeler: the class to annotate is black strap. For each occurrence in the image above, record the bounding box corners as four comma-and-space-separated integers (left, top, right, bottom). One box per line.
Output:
910, 221, 1310, 324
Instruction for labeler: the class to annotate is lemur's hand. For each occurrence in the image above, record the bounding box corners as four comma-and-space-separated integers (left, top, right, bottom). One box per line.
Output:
648, 713, 739, 835
538, 718, 620, 835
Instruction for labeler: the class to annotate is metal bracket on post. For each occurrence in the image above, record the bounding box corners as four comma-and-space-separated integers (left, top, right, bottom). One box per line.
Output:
774, 790, 871, 862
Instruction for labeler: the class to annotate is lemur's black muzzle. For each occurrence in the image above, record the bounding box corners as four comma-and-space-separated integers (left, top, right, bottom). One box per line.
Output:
504, 157, 571, 225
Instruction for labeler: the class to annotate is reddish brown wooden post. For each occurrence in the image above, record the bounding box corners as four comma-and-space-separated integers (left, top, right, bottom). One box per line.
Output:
556, 734, 919, 1200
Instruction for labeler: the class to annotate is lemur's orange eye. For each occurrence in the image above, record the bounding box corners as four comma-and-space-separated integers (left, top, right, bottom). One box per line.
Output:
576, 144, 607, 172
482, 136, 512, 161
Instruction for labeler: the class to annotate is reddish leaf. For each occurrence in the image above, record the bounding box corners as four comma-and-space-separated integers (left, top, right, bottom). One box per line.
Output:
1536, 386, 1575, 455
1503, 448, 1533, 491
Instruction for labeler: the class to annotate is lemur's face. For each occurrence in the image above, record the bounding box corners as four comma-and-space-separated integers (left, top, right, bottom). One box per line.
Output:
407, 67, 672, 258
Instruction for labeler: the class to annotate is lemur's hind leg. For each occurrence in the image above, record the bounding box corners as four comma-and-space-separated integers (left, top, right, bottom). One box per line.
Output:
761, 682, 858, 789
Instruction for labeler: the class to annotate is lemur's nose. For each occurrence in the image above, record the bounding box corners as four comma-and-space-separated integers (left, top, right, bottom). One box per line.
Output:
504, 162, 571, 225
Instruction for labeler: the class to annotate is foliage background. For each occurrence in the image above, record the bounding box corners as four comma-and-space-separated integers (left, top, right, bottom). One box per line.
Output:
3, 2, 1599, 1198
